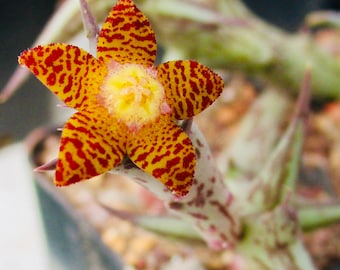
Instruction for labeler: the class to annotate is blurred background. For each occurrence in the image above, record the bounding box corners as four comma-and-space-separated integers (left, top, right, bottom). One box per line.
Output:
0, 0, 57, 140
1, 0, 340, 141
1, 1, 340, 270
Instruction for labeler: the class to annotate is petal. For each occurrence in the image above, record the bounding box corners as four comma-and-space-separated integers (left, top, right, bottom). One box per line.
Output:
157, 60, 224, 120
97, 0, 156, 66
18, 43, 106, 110
55, 107, 126, 186
127, 116, 196, 196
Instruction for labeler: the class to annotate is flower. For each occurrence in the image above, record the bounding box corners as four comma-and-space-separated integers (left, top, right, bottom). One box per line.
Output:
18, 0, 223, 196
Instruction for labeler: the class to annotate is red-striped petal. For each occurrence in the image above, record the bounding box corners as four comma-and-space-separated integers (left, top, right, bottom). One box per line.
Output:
97, 0, 156, 67
55, 107, 126, 186
127, 116, 196, 196
18, 44, 106, 110
157, 60, 224, 120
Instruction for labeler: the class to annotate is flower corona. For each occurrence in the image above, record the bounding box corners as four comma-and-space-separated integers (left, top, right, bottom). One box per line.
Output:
100, 62, 170, 132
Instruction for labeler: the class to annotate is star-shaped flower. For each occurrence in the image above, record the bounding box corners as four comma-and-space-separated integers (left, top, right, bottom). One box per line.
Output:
18, 0, 223, 196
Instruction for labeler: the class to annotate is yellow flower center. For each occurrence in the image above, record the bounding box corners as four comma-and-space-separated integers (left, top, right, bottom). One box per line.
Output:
100, 62, 171, 132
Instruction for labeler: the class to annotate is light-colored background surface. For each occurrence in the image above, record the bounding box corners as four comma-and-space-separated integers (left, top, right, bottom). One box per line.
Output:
0, 143, 48, 270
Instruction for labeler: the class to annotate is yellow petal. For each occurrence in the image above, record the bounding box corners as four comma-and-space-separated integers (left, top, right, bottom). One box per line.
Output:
18, 43, 106, 110
157, 60, 224, 119
97, 0, 156, 67
127, 116, 196, 196
55, 107, 126, 185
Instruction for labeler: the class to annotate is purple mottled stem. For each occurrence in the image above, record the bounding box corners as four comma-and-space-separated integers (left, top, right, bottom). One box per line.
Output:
79, 0, 99, 56
114, 122, 241, 249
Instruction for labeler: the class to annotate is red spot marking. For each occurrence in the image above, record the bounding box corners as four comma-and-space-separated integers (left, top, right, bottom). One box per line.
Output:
54, 65, 63, 73
37, 48, 45, 57
175, 61, 183, 69
130, 32, 154, 42
65, 152, 80, 170
38, 64, 48, 76
106, 15, 125, 25
72, 113, 91, 125
175, 171, 192, 181
84, 159, 98, 176
177, 100, 184, 117
166, 156, 180, 168
162, 62, 169, 69
127, 144, 138, 157
190, 61, 198, 69
175, 184, 190, 195
22, 51, 37, 68
185, 98, 194, 116
100, 33, 124, 44
151, 150, 170, 164
32, 67, 39, 76
165, 179, 174, 187
97, 46, 119, 53
173, 143, 184, 155
63, 75, 73, 93
133, 145, 153, 163
55, 168, 63, 182
190, 80, 200, 95
153, 167, 168, 178
198, 78, 204, 88
182, 84, 187, 98
201, 96, 211, 109
206, 80, 214, 94
98, 157, 109, 168
121, 21, 138, 32
59, 73, 66, 84
172, 128, 182, 140
64, 96, 73, 104
72, 46, 84, 65
66, 59, 72, 71
67, 175, 82, 184
87, 141, 106, 154
183, 151, 195, 168
47, 73, 56, 86
62, 134, 83, 148
45, 47, 64, 69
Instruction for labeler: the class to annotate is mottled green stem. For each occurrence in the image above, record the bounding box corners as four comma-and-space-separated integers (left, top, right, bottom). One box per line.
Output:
299, 203, 340, 231
216, 72, 316, 269
236, 202, 316, 270
218, 90, 291, 178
